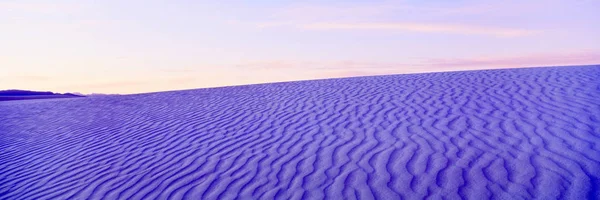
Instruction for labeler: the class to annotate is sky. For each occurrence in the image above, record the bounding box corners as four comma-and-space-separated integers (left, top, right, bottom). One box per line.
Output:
1, 0, 599, 94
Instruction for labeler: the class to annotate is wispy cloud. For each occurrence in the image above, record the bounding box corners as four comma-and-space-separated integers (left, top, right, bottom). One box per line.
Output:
228, 51, 600, 80
300, 22, 535, 37
246, 2, 540, 37
232, 51, 600, 72
231, 60, 404, 71
12, 51, 597, 94
425, 51, 600, 68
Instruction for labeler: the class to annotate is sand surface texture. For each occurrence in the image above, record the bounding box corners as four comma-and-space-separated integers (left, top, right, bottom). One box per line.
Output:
1, 66, 599, 199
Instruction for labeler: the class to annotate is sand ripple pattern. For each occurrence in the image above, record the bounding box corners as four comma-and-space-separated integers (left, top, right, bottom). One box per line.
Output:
1, 66, 600, 199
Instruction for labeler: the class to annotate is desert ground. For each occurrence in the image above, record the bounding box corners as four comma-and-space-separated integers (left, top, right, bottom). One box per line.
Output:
1, 65, 599, 199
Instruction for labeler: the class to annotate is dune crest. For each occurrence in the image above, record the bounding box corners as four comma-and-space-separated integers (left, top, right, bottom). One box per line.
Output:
1, 66, 599, 199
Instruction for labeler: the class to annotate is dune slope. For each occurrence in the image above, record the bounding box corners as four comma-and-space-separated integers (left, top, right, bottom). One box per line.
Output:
1, 65, 599, 199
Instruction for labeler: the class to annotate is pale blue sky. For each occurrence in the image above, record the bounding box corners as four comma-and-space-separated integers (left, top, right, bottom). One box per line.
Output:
1, 0, 599, 93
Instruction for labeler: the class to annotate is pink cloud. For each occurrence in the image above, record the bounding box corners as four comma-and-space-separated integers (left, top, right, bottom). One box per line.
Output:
232, 52, 600, 76
251, 1, 555, 37
231, 60, 403, 71
233, 51, 600, 81
300, 22, 535, 37
425, 51, 600, 69
317, 70, 391, 79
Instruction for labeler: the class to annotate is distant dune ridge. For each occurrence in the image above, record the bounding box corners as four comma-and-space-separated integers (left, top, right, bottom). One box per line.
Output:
1, 65, 599, 199
0, 90, 84, 101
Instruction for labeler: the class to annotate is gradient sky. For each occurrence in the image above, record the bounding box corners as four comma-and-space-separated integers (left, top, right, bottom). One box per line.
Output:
1, 0, 599, 94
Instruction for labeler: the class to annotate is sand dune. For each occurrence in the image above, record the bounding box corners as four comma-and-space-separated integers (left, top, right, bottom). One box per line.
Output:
0, 90, 83, 102
1, 65, 599, 199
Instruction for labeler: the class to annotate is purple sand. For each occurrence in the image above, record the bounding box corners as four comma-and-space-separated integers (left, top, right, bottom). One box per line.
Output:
1, 65, 599, 199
